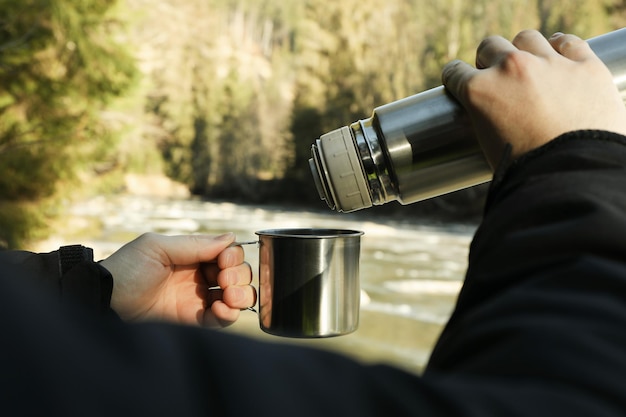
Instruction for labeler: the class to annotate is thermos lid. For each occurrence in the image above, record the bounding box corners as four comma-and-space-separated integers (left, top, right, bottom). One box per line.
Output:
310, 126, 372, 212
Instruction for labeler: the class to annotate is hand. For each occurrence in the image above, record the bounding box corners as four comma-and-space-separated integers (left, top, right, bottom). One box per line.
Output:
100, 232, 255, 328
442, 30, 626, 169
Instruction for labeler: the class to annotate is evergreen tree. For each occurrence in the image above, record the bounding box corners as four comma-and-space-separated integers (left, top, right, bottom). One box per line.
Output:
0, 0, 136, 247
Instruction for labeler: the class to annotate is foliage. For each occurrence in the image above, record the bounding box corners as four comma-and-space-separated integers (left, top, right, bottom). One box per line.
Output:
2, 0, 626, 246
0, 0, 137, 247
125, 0, 626, 212
128, 0, 296, 197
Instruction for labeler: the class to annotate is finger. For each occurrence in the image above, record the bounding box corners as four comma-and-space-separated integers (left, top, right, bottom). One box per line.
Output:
512, 29, 555, 58
216, 262, 253, 288
217, 245, 244, 269
222, 284, 257, 309
442, 59, 478, 104
152, 232, 236, 266
548, 32, 595, 62
205, 300, 240, 328
475, 35, 517, 69
206, 284, 257, 315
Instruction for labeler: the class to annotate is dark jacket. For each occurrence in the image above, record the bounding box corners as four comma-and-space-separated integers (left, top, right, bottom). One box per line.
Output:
0, 245, 113, 315
2, 130, 626, 416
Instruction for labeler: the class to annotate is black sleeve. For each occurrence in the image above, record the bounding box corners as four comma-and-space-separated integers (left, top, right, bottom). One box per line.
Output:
0, 245, 113, 314
425, 130, 626, 415
2, 130, 626, 417
0, 256, 454, 417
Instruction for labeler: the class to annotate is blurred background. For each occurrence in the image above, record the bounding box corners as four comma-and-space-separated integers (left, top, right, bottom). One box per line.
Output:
2, 0, 625, 373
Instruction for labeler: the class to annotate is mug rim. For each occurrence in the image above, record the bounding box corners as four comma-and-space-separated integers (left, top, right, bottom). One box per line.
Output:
255, 228, 363, 238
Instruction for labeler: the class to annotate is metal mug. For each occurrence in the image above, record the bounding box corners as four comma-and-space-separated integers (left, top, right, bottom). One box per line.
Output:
243, 228, 363, 338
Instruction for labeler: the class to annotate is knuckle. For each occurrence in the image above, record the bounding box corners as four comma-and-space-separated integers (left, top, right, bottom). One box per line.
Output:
554, 34, 589, 58
499, 50, 534, 76
477, 35, 501, 53
559, 38, 580, 54
463, 72, 491, 106
137, 232, 158, 243
512, 29, 540, 45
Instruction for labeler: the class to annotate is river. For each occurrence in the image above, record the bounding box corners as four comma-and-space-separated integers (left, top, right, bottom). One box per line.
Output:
39, 194, 477, 375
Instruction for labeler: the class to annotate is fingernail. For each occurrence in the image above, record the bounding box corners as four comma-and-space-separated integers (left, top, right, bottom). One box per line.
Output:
550, 32, 564, 39
216, 232, 235, 241
442, 59, 463, 84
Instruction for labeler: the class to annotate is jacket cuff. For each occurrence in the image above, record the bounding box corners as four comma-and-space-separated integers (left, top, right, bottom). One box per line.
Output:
58, 245, 114, 315
59, 245, 94, 275
485, 130, 626, 213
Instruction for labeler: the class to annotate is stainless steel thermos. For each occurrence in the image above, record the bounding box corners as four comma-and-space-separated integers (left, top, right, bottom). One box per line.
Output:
309, 28, 626, 213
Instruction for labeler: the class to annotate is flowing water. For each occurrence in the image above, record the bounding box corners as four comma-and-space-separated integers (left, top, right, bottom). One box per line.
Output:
44, 194, 477, 374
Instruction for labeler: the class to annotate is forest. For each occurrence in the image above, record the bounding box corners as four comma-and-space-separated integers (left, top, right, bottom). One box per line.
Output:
1, 0, 625, 247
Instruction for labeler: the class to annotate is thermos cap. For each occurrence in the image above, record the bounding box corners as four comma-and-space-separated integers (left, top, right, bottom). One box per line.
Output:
315, 126, 372, 212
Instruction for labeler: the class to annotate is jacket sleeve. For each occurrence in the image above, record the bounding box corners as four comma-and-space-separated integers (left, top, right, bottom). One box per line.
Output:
425, 130, 626, 415
0, 244, 113, 314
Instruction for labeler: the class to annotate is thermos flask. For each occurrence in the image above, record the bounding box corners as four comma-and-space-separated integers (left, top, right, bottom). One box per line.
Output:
309, 28, 626, 213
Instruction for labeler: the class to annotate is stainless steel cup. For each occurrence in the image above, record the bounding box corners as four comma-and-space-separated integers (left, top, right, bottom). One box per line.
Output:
254, 228, 363, 338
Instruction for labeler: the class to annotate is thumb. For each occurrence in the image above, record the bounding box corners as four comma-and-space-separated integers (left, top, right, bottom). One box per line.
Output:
154, 233, 236, 266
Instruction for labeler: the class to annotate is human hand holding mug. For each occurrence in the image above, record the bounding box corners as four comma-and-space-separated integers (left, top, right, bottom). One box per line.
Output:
100, 232, 255, 328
